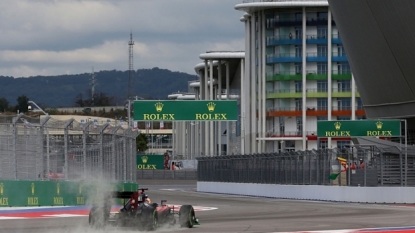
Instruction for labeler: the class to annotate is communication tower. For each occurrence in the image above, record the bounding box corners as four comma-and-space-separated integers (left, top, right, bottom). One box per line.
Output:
90, 67, 96, 106
128, 32, 135, 98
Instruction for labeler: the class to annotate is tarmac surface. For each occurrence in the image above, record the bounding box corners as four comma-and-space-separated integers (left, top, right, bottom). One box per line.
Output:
2, 180, 415, 233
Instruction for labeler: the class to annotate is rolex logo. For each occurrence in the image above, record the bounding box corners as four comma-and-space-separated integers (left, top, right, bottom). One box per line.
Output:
376, 121, 383, 130
57, 183, 60, 195
0, 183, 3, 195
79, 185, 82, 195
31, 183, 35, 195
334, 122, 341, 130
155, 102, 164, 112
142, 156, 148, 163
207, 102, 216, 112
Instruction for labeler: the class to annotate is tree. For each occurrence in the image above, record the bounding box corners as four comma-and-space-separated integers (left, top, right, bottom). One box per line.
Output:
74, 93, 85, 107
16, 95, 29, 113
73, 90, 115, 107
0, 98, 9, 112
136, 133, 148, 154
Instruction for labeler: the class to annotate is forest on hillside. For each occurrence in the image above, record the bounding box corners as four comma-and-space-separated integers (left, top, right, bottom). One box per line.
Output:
0, 67, 197, 108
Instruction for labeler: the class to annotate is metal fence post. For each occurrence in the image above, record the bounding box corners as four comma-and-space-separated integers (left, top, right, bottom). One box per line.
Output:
82, 121, 92, 179
122, 130, 129, 182
12, 114, 23, 179
63, 118, 75, 180
99, 123, 110, 178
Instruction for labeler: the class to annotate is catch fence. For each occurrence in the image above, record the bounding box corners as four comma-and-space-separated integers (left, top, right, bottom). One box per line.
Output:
0, 114, 138, 182
197, 145, 415, 186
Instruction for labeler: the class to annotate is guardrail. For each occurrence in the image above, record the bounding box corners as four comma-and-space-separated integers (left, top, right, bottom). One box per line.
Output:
136, 170, 197, 180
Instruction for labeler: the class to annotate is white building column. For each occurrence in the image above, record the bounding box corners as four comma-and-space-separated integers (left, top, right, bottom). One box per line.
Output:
328, 7, 333, 149
241, 58, 246, 155
209, 59, 214, 155
172, 121, 176, 157
261, 10, 266, 153
302, 7, 307, 150
195, 77, 202, 157
218, 60, 222, 155
204, 61, 209, 156
249, 13, 256, 154
243, 15, 255, 154
351, 74, 356, 120
225, 61, 230, 155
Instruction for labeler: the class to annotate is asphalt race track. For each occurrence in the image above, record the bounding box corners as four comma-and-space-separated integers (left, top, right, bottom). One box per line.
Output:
2, 180, 415, 233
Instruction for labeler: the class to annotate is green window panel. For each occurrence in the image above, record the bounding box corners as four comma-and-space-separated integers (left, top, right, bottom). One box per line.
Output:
332, 73, 352, 80
266, 92, 302, 99
332, 92, 352, 98
266, 74, 302, 81
306, 74, 328, 80
306, 92, 328, 98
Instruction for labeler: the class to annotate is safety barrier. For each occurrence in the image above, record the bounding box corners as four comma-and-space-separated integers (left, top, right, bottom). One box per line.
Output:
136, 170, 197, 180
0, 180, 138, 207
197, 181, 415, 204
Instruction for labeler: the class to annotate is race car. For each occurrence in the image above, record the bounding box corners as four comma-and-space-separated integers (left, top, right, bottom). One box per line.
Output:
88, 188, 199, 230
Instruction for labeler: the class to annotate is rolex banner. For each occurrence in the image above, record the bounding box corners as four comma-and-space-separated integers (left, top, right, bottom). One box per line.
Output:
0, 180, 137, 207
133, 100, 238, 121
137, 155, 165, 170
317, 120, 401, 137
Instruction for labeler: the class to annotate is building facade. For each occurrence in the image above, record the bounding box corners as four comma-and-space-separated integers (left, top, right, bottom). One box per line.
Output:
170, 1, 368, 158
170, 52, 244, 158
235, 0, 366, 153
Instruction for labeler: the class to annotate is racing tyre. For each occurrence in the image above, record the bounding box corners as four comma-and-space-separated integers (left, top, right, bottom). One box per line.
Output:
88, 206, 102, 228
89, 206, 107, 229
146, 208, 158, 231
179, 205, 195, 228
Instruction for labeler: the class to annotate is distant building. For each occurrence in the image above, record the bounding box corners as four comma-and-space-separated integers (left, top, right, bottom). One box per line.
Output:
170, 1, 369, 158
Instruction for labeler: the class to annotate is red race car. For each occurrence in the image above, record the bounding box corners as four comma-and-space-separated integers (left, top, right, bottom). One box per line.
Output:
89, 188, 199, 230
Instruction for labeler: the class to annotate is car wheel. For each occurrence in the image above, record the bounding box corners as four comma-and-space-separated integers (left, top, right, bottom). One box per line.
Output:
179, 205, 195, 228
89, 206, 106, 229
88, 211, 95, 226
146, 208, 158, 231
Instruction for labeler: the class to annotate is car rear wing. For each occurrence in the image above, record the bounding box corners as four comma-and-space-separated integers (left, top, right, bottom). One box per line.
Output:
110, 191, 134, 199
109, 188, 149, 199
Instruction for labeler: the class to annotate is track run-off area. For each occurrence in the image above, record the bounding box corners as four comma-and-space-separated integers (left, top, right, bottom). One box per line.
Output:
1, 180, 415, 233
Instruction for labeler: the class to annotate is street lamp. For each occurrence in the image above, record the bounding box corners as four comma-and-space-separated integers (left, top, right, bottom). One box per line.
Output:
27, 101, 48, 115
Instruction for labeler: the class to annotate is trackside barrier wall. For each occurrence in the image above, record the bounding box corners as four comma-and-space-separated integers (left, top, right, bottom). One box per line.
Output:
197, 182, 415, 203
136, 170, 197, 180
0, 180, 138, 207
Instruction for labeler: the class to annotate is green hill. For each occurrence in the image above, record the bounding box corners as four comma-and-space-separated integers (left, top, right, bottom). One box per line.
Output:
0, 67, 197, 107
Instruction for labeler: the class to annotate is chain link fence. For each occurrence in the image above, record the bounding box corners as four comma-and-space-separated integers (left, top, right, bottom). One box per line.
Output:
197, 145, 415, 187
0, 114, 138, 182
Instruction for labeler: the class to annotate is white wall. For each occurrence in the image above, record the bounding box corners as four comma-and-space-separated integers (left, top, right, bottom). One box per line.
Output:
197, 182, 415, 204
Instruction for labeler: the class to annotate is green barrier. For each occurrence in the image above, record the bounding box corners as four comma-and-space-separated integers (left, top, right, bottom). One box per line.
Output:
0, 180, 138, 207
137, 155, 165, 170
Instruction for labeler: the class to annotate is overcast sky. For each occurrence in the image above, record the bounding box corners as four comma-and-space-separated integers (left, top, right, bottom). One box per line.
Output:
0, 0, 245, 78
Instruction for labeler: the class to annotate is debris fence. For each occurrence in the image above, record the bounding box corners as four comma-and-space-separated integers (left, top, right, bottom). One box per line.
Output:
197, 145, 415, 186
0, 114, 138, 182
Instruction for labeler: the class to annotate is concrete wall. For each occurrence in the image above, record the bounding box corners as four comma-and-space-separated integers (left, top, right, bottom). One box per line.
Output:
197, 182, 415, 203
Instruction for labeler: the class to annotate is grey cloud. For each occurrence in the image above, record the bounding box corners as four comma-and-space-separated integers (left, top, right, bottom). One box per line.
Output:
0, 0, 244, 77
